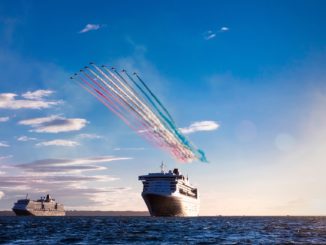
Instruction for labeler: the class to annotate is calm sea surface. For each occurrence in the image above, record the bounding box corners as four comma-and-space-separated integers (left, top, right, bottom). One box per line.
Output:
1, 216, 326, 244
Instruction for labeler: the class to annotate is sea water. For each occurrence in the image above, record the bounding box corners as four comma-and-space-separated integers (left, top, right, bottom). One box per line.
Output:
0, 216, 326, 244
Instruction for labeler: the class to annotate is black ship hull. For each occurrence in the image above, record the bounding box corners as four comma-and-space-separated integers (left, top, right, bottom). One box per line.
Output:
142, 193, 198, 217
12, 209, 33, 216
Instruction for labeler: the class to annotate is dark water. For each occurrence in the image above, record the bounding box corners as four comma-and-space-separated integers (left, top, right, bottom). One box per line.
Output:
1, 216, 326, 244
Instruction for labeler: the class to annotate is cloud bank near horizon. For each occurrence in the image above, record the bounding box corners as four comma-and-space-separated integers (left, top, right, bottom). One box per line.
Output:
0, 155, 132, 209
16, 155, 131, 173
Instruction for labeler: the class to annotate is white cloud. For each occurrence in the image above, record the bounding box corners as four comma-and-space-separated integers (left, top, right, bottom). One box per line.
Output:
15, 156, 131, 173
63, 189, 143, 211
36, 139, 80, 147
0, 117, 9, 122
0, 175, 117, 186
204, 30, 216, 40
79, 24, 101, 33
180, 121, 219, 134
19, 155, 130, 167
0, 142, 9, 147
78, 133, 103, 139
17, 136, 38, 142
20, 164, 105, 173
22, 89, 54, 100
0, 155, 12, 161
19, 115, 88, 133
204, 27, 229, 40
0, 191, 4, 199
19, 115, 58, 125
220, 26, 229, 32
0, 92, 60, 110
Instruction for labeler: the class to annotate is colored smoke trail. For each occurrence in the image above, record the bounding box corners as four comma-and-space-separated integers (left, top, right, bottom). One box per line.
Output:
71, 63, 207, 163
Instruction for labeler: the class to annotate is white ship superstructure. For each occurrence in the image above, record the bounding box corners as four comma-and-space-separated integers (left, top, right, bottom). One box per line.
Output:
12, 194, 65, 216
139, 164, 199, 217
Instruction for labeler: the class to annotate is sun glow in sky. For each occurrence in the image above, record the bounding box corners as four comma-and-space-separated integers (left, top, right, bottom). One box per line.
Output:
1, 0, 326, 215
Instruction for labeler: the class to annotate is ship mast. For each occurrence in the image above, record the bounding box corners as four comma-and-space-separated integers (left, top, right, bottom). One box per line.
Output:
160, 161, 165, 173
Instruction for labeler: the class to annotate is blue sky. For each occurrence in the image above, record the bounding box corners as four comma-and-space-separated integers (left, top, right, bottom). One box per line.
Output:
1, 0, 326, 215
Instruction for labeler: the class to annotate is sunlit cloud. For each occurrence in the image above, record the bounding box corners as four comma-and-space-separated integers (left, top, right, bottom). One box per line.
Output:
18, 164, 106, 173
79, 24, 102, 33
0, 154, 130, 210
0, 147, 133, 209
0, 116, 9, 122
0, 142, 10, 147
85, 188, 130, 207
20, 156, 131, 166
0, 155, 12, 161
220, 26, 229, 32
16, 156, 131, 173
19, 115, 58, 125
78, 133, 103, 139
22, 89, 54, 100
18, 115, 88, 133
204, 26, 229, 40
0, 191, 4, 200
204, 30, 216, 40
0, 175, 117, 187
180, 121, 219, 134
63, 189, 144, 211
36, 139, 80, 147
17, 136, 37, 142
1, 185, 130, 210
0, 92, 61, 110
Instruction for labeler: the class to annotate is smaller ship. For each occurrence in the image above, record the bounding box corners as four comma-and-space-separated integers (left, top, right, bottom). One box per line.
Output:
12, 194, 65, 216
139, 163, 200, 217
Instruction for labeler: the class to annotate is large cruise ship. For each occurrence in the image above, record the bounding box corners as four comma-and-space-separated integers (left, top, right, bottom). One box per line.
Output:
139, 163, 199, 217
12, 194, 65, 216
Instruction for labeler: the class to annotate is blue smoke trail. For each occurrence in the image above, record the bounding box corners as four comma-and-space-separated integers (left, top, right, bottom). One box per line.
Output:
134, 73, 175, 124
74, 64, 208, 163
132, 73, 208, 163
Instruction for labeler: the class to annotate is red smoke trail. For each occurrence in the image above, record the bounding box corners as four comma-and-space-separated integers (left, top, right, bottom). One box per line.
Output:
86, 67, 174, 150
77, 72, 169, 151
73, 64, 202, 163
74, 75, 132, 128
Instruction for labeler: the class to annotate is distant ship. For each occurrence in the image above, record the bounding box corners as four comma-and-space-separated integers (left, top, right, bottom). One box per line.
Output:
139, 163, 199, 217
12, 194, 65, 216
